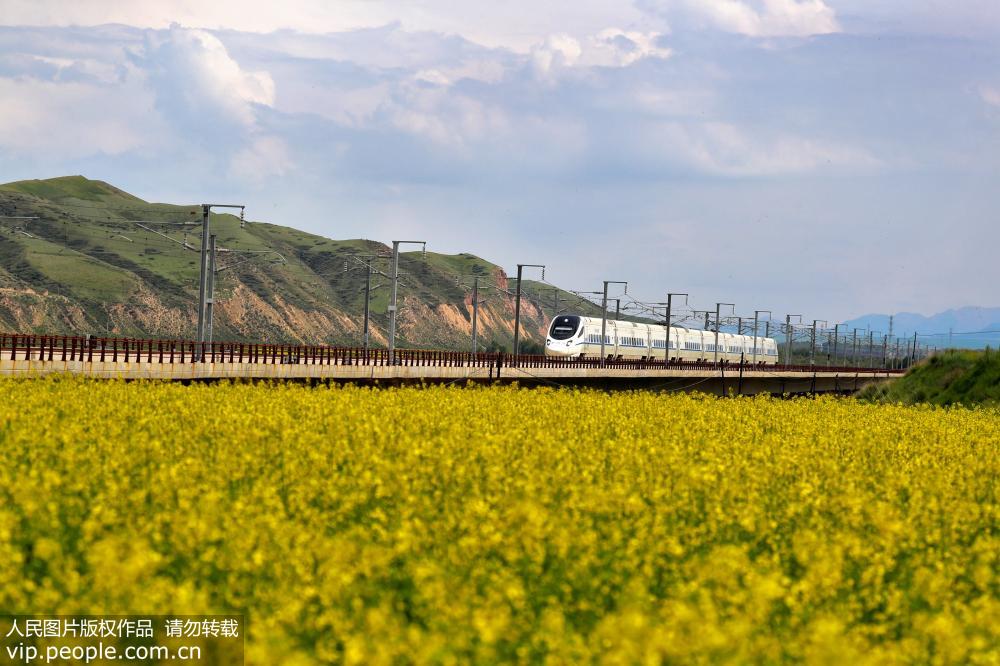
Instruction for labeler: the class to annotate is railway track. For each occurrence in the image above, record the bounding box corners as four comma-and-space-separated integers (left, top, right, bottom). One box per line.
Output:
0, 333, 906, 375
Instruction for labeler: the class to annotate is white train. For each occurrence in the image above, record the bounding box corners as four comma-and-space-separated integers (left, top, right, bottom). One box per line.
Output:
544, 314, 779, 364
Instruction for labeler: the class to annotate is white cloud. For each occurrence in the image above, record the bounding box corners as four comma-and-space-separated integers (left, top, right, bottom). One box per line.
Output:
0, 0, 647, 52
584, 29, 672, 67
0, 75, 160, 157
643, 0, 840, 37
383, 84, 512, 147
980, 86, 1000, 108
145, 26, 274, 128
275, 81, 391, 127
229, 135, 294, 181
609, 120, 879, 177
531, 29, 671, 75
531, 34, 583, 74
0, 1, 379, 36
1, 21, 995, 321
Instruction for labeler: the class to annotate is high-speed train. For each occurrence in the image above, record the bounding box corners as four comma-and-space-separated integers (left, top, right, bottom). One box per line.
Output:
545, 314, 779, 364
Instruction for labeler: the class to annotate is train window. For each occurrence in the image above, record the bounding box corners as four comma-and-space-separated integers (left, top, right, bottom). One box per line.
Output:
549, 316, 581, 340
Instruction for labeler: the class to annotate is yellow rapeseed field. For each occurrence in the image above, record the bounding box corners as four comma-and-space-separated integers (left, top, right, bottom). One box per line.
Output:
0, 378, 997, 664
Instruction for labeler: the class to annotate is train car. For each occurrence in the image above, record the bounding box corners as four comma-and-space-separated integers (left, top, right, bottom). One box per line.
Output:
544, 314, 779, 364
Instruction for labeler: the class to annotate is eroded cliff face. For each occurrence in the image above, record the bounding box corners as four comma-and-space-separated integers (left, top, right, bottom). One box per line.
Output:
0, 288, 91, 333
104, 284, 193, 338
0, 277, 550, 351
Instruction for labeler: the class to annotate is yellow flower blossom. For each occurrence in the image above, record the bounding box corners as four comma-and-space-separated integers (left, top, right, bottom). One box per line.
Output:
0, 377, 996, 663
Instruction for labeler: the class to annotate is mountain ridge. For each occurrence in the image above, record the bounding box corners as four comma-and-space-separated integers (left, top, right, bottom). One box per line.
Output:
0, 175, 606, 350
843, 306, 1000, 349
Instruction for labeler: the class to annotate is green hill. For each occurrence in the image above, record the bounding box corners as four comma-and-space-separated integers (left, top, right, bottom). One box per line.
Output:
0, 176, 607, 349
860, 349, 1000, 406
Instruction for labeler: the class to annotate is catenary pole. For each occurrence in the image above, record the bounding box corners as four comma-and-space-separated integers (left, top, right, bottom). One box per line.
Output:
387, 240, 426, 365
665, 293, 688, 364
600, 280, 628, 368
832, 324, 840, 367
714, 303, 735, 365
195, 204, 245, 360
205, 234, 217, 345
784, 314, 801, 365
512, 263, 544, 364
196, 203, 245, 349
753, 310, 771, 365
809, 320, 827, 367
471, 276, 480, 354
362, 261, 372, 351
196, 205, 210, 345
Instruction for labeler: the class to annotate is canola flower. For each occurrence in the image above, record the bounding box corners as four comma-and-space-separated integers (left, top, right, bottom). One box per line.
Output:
0, 377, 997, 664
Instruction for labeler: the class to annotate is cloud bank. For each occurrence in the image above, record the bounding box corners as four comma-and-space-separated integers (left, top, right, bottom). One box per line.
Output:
0, 2, 997, 319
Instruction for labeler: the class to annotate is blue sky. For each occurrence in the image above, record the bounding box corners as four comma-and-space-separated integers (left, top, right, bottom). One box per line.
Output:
1, 1, 998, 323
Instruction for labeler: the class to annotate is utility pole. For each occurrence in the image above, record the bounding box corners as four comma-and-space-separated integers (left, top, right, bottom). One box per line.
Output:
785, 314, 802, 365
753, 310, 771, 365
388, 240, 426, 365
665, 293, 688, 363
714, 303, 735, 365
911, 331, 918, 363
868, 331, 875, 368
512, 263, 545, 363
882, 333, 889, 368
196, 203, 245, 357
600, 280, 628, 367
612, 298, 621, 321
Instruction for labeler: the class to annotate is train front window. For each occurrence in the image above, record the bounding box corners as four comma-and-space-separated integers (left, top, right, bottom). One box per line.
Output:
549, 315, 581, 340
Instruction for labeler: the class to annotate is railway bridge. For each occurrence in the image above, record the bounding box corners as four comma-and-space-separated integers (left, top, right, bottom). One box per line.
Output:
0, 334, 903, 395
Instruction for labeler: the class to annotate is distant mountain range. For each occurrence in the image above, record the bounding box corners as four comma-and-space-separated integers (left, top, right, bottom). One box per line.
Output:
843, 307, 1000, 349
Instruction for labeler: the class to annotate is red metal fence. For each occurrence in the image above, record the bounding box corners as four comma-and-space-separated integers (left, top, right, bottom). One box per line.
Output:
0, 333, 905, 374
